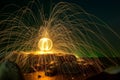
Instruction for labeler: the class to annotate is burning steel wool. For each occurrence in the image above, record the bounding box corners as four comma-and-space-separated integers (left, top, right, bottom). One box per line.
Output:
0, 0, 120, 80
38, 37, 53, 51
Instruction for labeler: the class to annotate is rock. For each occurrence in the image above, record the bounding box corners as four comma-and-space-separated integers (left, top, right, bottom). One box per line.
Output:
86, 66, 120, 80
0, 60, 24, 80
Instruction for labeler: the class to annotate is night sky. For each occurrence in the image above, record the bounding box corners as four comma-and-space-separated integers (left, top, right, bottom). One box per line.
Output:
53, 0, 120, 35
1, 0, 120, 29
0, 0, 120, 50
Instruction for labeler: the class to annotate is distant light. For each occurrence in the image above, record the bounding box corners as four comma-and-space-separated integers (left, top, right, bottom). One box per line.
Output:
38, 38, 53, 51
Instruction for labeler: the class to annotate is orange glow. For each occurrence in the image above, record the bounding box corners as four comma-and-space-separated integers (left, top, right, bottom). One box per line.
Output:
16, 38, 54, 55
38, 38, 53, 51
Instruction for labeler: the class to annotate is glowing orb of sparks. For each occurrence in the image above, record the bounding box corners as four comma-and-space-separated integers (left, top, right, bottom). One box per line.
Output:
38, 38, 53, 51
